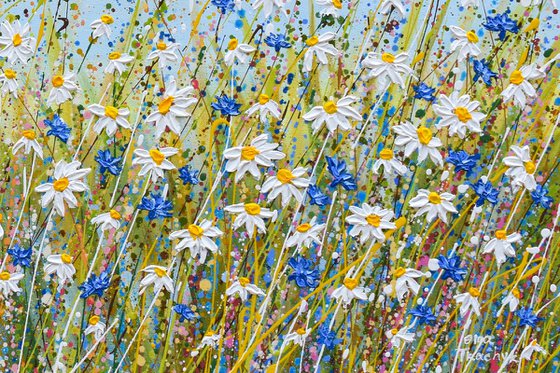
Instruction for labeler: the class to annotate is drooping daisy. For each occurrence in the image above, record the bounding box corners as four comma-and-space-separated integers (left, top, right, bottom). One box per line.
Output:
409, 189, 458, 224
0, 20, 35, 64
501, 64, 546, 107
224, 203, 277, 236
145, 80, 197, 138
44, 254, 76, 283
12, 129, 43, 159
169, 220, 224, 263
449, 26, 481, 61
331, 277, 369, 305
503, 145, 537, 191
380, 0, 406, 18
224, 38, 256, 66
0, 271, 24, 297
482, 229, 521, 267
302, 95, 361, 133
385, 326, 415, 348
520, 340, 547, 361
454, 287, 482, 317
47, 73, 79, 106
302, 32, 339, 73
283, 328, 309, 347
225, 277, 265, 301
316, 0, 342, 16
362, 51, 414, 90
383, 267, 426, 302
0, 68, 19, 97
245, 93, 281, 122
138, 265, 174, 295
90, 14, 114, 39
392, 122, 443, 166
84, 315, 106, 341
223, 134, 286, 182
502, 288, 522, 313
433, 92, 485, 138
104, 52, 134, 75
286, 217, 325, 250
132, 147, 178, 182
260, 167, 310, 204
372, 148, 408, 178
345, 204, 396, 244
199, 331, 221, 349
252, 0, 289, 18
91, 210, 122, 232
35, 160, 91, 216
88, 104, 131, 136
146, 39, 180, 68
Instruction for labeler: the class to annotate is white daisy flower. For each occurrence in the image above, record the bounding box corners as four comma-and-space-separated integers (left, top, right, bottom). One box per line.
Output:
145, 80, 197, 138
199, 331, 221, 349
433, 92, 485, 138
302, 95, 361, 133
104, 52, 134, 75
0, 20, 35, 65
260, 167, 310, 205
454, 287, 481, 317
224, 203, 277, 236
245, 93, 281, 122
47, 73, 79, 106
84, 315, 106, 341
132, 147, 178, 182
385, 326, 415, 348
331, 277, 369, 305
146, 40, 180, 68
501, 64, 545, 107
35, 160, 91, 216
0, 271, 24, 297
409, 189, 458, 224
225, 277, 265, 301
44, 254, 76, 283
91, 210, 122, 231
224, 38, 256, 66
286, 217, 325, 251
12, 129, 43, 159
90, 14, 114, 39
503, 145, 537, 191
138, 265, 174, 295
223, 134, 286, 182
284, 327, 309, 347
169, 220, 224, 264
0, 68, 19, 97
372, 148, 408, 178
502, 288, 521, 313
449, 26, 481, 61
345, 204, 396, 244
392, 122, 443, 166
383, 267, 425, 302
252, 0, 289, 18
482, 229, 521, 267
316, 0, 342, 16
520, 340, 547, 361
380, 0, 406, 18
302, 32, 339, 73
88, 104, 131, 136
362, 51, 414, 90
460, 0, 479, 7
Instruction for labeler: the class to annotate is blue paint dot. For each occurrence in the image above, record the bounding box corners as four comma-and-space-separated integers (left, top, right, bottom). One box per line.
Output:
235, 19, 243, 28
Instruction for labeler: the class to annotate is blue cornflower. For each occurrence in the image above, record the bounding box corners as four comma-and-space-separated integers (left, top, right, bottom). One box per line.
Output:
79, 271, 111, 298
317, 324, 341, 349
264, 33, 292, 52
437, 254, 467, 282
413, 82, 436, 102
471, 179, 499, 206
7, 244, 32, 268
531, 184, 553, 209
287, 256, 320, 288
307, 185, 331, 207
139, 193, 174, 220
95, 150, 122, 176
446, 150, 479, 174
483, 12, 519, 41
325, 156, 357, 191
173, 304, 198, 322
178, 165, 200, 185
211, 95, 241, 116
517, 307, 541, 328
473, 59, 498, 86
410, 305, 437, 326
45, 114, 71, 143
211, 0, 235, 13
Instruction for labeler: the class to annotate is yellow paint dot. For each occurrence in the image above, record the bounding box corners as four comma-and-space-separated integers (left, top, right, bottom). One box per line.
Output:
199, 279, 212, 291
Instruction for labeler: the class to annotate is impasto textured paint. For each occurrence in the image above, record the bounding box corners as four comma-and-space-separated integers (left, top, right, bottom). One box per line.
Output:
0, 0, 559, 371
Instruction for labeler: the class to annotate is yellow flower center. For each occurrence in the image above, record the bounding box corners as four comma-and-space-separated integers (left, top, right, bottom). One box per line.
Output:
188, 224, 204, 239
323, 101, 338, 114
428, 192, 441, 204
108, 51, 121, 60
469, 287, 480, 297
153, 267, 167, 277
53, 177, 69, 192
0, 272, 10, 281
22, 130, 36, 140
156, 42, 167, 50
277, 168, 295, 184
296, 327, 307, 335
306, 36, 319, 47
390, 328, 399, 335
495, 229, 507, 240
12, 33, 22, 47
52, 75, 65, 88
244, 203, 261, 216
379, 148, 393, 160
512, 288, 521, 299
4, 69, 17, 79
524, 160, 536, 174
510, 70, 524, 85
149, 149, 165, 165
158, 96, 174, 115
61, 253, 72, 264
104, 105, 119, 120
241, 146, 260, 161
466, 31, 478, 43
258, 93, 270, 105
109, 209, 121, 220
205, 331, 215, 337
343, 277, 358, 290
531, 340, 538, 346
381, 52, 396, 63
89, 315, 100, 325
239, 277, 250, 287
227, 38, 239, 51
454, 107, 472, 123
416, 126, 433, 145
365, 214, 381, 227
101, 15, 114, 24
296, 223, 312, 233
394, 267, 406, 278
332, 0, 342, 8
